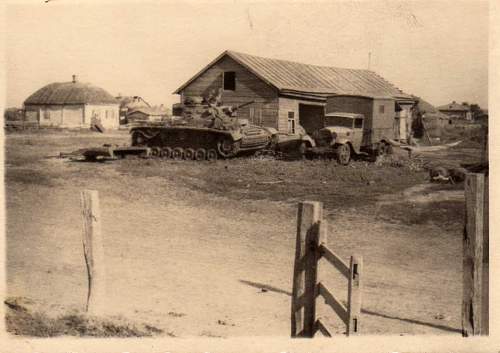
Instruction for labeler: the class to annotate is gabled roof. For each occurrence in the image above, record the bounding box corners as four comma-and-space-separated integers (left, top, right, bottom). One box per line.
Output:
25, 81, 118, 105
436, 102, 470, 112
174, 50, 413, 100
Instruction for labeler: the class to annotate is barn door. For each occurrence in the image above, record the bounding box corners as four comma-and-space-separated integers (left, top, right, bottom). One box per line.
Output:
299, 104, 324, 134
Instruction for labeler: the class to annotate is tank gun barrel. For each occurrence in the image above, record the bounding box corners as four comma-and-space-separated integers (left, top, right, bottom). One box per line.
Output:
233, 100, 255, 110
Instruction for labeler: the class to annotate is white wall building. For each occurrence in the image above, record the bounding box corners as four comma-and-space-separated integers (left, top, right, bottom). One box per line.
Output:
24, 75, 120, 129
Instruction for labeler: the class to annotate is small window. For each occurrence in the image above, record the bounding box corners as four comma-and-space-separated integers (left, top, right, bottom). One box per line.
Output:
379, 105, 385, 114
43, 110, 50, 120
354, 118, 363, 128
223, 71, 236, 91
287, 112, 295, 133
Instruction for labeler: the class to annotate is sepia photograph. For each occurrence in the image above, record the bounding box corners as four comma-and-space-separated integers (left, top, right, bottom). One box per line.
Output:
1, 0, 494, 349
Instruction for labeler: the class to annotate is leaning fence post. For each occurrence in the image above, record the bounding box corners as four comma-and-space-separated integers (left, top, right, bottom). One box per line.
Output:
80, 190, 106, 315
347, 255, 362, 335
291, 201, 323, 337
462, 173, 484, 336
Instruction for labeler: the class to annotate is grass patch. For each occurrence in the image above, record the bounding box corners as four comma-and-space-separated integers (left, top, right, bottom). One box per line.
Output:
5, 298, 169, 337
377, 199, 464, 228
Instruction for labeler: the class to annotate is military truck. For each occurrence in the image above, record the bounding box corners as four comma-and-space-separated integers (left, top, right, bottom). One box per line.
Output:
310, 94, 401, 165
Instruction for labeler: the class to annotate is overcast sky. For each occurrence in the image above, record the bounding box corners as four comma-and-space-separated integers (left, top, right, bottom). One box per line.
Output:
5, 0, 489, 109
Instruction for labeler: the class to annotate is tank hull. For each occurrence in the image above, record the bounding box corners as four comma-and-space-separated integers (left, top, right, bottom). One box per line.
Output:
130, 125, 271, 159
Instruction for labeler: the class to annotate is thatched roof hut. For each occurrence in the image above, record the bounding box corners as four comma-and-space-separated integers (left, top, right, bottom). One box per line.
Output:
24, 75, 119, 129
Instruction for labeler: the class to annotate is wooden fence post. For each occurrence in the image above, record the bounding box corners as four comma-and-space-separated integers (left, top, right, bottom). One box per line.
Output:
347, 255, 362, 336
80, 190, 106, 315
482, 175, 489, 335
291, 201, 323, 337
462, 173, 484, 336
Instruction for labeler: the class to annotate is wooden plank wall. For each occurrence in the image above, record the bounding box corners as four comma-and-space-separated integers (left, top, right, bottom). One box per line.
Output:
180, 56, 280, 128
371, 98, 396, 142
325, 96, 373, 123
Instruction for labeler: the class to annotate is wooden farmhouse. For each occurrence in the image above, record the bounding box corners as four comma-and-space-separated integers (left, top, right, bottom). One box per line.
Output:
174, 50, 416, 136
24, 75, 120, 129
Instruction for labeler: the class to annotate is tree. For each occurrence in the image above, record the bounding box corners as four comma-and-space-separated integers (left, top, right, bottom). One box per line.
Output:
469, 104, 483, 120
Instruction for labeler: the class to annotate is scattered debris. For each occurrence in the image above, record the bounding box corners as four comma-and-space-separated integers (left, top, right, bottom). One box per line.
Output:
167, 311, 186, 318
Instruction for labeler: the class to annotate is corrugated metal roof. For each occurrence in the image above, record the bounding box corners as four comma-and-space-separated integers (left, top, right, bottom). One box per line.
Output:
25, 81, 118, 105
174, 50, 413, 100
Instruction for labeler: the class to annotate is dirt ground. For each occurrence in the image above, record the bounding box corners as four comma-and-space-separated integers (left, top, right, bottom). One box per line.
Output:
5, 129, 482, 337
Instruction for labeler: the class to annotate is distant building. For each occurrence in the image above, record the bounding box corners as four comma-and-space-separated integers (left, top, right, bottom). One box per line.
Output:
24, 75, 119, 129
437, 101, 472, 120
115, 95, 151, 123
174, 50, 416, 139
126, 106, 170, 123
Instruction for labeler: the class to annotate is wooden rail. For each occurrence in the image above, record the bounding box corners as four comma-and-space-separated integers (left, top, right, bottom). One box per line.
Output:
291, 201, 363, 338
319, 244, 350, 278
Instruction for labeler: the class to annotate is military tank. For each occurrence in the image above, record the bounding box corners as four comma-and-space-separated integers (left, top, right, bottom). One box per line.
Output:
129, 97, 272, 160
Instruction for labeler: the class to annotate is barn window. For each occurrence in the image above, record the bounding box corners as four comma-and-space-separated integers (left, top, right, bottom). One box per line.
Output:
379, 105, 385, 114
223, 71, 236, 91
288, 112, 295, 134
43, 110, 50, 120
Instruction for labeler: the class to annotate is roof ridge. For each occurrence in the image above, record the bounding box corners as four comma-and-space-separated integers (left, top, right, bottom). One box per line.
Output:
227, 50, 367, 72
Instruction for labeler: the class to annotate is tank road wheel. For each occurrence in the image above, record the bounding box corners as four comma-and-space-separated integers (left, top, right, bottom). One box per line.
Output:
217, 137, 239, 158
336, 144, 351, 165
172, 147, 184, 160
194, 148, 207, 161
161, 147, 173, 159
184, 148, 195, 160
206, 149, 218, 161
151, 147, 161, 157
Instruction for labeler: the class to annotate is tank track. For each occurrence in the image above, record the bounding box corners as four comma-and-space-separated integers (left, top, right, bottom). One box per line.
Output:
130, 126, 267, 160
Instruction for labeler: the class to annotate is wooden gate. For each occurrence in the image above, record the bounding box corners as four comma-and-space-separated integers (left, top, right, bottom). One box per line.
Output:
291, 201, 363, 337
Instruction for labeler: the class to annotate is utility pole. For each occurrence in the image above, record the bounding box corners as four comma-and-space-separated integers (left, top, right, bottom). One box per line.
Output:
368, 52, 371, 70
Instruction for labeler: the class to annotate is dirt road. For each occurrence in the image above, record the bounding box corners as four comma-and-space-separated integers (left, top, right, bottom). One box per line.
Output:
6, 132, 467, 336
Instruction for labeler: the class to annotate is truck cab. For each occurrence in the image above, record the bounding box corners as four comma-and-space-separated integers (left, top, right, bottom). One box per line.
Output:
312, 113, 364, 164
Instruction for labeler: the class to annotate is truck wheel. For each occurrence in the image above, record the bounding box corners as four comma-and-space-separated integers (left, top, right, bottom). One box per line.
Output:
377, 143, 387, 156
298, 142, 307, 157
336, 144, 351, 165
